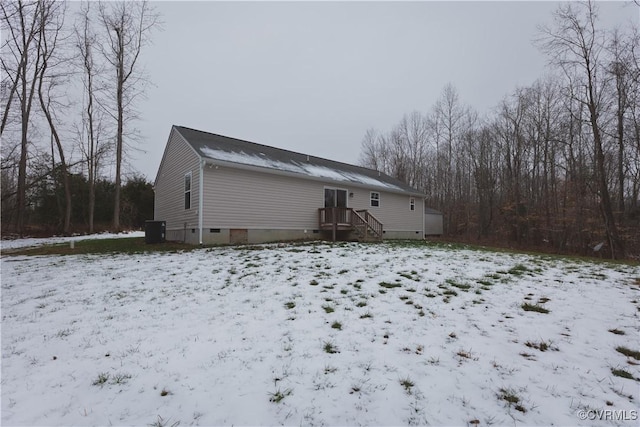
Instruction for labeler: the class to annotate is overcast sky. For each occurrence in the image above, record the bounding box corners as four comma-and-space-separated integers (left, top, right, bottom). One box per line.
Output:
133, 1, 637, 181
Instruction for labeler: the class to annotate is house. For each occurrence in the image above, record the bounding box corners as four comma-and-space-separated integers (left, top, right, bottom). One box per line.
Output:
154, 126, 426, 245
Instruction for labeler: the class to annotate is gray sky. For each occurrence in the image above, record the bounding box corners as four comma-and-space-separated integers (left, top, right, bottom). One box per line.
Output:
134, 1, 636, 181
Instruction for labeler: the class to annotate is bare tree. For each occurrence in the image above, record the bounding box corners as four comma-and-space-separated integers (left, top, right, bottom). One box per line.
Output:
358, 128, 384, 171
429, 84, 471, 234
539, 0, 625, 258
607, 27, 640, 222
468, 125, 498, 238
75, 1, 110, 234
36, 0, 71, 234
97, 0, 159, 231
397, 111, 429, 189
1, 0, 50, 235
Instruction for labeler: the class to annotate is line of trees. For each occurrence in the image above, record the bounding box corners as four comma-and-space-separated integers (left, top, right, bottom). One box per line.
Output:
360, 2, 639, 259
1, 0, 160, 236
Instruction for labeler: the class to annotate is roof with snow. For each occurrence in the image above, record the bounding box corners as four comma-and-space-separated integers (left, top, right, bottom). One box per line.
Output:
174, 126, 423, 195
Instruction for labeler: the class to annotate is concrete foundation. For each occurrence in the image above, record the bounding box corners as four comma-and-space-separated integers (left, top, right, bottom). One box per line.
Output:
167, 227, 423, 245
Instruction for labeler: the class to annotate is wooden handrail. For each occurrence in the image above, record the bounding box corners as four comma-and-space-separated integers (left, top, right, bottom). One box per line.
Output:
318, 207, 383, 241
319, 207, 351, 225
354, 209, 383, 239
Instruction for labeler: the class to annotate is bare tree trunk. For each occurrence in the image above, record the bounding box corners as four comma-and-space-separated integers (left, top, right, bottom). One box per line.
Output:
98, 0, 159, 232
36, 0, 69, 234
113, 62, 124, 231
17, 2, 45, 236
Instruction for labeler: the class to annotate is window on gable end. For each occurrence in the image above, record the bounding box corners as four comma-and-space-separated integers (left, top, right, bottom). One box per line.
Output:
184, 172, 192, 210
410, 197, 415, 211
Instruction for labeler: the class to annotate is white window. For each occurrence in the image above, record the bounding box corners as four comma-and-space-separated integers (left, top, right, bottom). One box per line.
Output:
370, 192, 380, 207
184, 172, 192, 210
410, 197, 415, 211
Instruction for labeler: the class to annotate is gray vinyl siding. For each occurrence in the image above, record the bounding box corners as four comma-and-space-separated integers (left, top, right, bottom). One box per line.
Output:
201, 166, 321, 229
154, 129, 200, 232
201, 165, 423, 234
350, 190, 423, 233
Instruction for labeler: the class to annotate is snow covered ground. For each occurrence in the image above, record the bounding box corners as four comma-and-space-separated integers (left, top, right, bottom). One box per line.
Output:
0, 231, 145, 251
2, 239, 639, 426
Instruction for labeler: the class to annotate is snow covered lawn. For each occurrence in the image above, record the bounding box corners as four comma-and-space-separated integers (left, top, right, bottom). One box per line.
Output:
2, 241, 639, 426
0, 231, 145, 251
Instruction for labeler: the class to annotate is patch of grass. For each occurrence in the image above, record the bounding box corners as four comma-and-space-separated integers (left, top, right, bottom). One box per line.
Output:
456, 349, 476, 360
284, 301, 295, 309
148, 415, 180, 427
611, 368, 635, 380
338, 269, 349, 274
56, 328, 72, 338
331, 321, 342, 330
398, 271, 420, 281
609, 328, 626, 335
442, 289, 458, 297
498, 387, 526, 412
160, 388, 171, 396
349, 384, 363, 394
309, 279, 319, 286
323, 341, 339, 354
359, 312, 373, 319
521, 303, 550, 314
322, 304, 335, 313
379, 281, 402, 289
499, 388, 519, 403
3, 237, 197, 257
508, 264, 532, 276
525, 340, 557, 352
356, 300, 367, 308
92, 372, 110, 387
616, 346, 640, 360
446, 279, 471, 291
400, 376, 415, 393
269, 388, 293, 403
111, 373, 132, 385
324, 365, 337, 374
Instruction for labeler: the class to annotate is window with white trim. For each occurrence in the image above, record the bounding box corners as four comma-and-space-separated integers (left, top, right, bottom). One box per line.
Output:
184, 172, 192, 210
410, 197, 415, 211
370, 192, 380, 207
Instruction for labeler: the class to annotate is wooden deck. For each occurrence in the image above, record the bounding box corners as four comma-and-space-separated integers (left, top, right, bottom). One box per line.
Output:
318, 207, 383, 241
